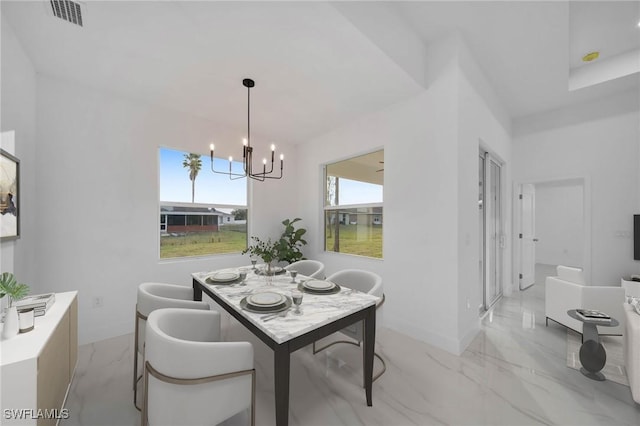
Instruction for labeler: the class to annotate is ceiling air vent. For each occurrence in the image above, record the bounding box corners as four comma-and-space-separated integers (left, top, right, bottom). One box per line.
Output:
49, 0, 84, 27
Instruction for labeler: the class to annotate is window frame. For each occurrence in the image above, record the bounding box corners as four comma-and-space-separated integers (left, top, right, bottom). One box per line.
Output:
158, 146, 249, 261
322, 149, 384, 259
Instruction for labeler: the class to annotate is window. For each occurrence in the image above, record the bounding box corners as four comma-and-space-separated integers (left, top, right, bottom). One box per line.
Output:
159, 147, 248, 259
324, 150, 383, 258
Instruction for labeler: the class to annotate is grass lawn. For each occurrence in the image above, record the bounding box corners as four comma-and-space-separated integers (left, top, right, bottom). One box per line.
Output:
325, 224, 382, 258
160, 224, 247, 258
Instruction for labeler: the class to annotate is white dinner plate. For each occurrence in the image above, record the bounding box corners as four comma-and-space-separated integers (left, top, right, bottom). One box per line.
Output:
209, 271, 240, 283
248, 292, 285, 307
303, 280, 335, 291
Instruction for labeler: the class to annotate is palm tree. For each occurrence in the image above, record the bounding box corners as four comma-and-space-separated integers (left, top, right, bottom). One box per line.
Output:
182, 153, 202, 203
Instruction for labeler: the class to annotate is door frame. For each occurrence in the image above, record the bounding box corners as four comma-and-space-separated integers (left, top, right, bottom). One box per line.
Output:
512, 175, 592, 290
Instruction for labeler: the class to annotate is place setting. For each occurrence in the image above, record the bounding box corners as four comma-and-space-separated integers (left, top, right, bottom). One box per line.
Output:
240, 291, 292, 316
205, 268, 249, 286
297, 279, 341, 295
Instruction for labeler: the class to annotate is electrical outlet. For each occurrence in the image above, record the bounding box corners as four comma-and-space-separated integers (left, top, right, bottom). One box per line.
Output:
93, 296, 104, 308
614, 230, 632, 238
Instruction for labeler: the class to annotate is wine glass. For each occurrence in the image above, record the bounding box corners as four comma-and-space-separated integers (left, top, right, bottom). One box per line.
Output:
238, 268, 249, 286
250, 256, 258, 271
291, 290, 303, 315
289, 270, 298, 284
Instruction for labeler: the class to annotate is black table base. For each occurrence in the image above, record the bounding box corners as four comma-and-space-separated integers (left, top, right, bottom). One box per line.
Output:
578, 337, 607, 381
567, 309, 618, 382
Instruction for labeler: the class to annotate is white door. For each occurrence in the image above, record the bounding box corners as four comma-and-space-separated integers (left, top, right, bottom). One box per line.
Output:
519, 184, 536, 290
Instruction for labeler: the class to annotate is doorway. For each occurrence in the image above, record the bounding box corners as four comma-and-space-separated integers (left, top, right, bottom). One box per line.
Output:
479, 150, 503, 311
514, 177, 590, 290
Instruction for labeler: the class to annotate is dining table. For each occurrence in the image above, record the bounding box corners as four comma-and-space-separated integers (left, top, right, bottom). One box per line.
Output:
191, 266, 379, 426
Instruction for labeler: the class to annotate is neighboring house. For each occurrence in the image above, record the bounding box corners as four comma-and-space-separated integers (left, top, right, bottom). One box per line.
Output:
218, 211, 235, 225
160, 204, 221, 234
337, 207, 383, 226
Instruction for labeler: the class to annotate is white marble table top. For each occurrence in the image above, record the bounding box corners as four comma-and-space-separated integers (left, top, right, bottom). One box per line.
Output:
192, 267, 379, 344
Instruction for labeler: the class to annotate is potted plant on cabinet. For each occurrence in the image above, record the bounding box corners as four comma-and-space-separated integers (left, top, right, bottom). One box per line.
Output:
0, 272, 29, 339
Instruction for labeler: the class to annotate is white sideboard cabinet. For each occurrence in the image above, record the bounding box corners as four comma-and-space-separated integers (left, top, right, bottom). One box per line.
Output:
1, 292, 78, 425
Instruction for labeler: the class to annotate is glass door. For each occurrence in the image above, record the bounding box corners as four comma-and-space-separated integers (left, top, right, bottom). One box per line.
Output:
478, 152, 485, 314
480, 151, 503, 311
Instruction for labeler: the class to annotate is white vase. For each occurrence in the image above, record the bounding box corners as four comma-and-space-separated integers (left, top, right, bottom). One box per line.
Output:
2, 306, 19, 339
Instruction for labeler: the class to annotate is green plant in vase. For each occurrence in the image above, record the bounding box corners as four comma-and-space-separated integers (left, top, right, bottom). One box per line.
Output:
0, 272, 29, 339
0, 272, 29, 307
275, 218, 307, 264
243, 237, 279, 280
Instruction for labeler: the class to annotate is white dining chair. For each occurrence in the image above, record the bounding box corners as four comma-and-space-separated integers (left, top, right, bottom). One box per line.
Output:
313, 269, 386, 384
284, 260, 325, 279
142, 308, 255, 426
134, 282, 210, 410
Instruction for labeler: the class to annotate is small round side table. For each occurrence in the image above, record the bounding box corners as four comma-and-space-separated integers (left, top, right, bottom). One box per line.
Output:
567, 309, 619, 381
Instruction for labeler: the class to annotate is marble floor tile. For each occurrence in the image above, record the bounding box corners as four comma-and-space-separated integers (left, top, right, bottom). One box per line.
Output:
61, 264, 640, 425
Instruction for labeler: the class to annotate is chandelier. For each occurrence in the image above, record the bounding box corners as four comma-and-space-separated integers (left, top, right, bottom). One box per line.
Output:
209, 78, 284, 181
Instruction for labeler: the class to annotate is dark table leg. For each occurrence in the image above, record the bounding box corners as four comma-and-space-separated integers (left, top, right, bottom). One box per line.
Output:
274, 344, 290, 426
363, 305, 375, 406
579, 323, 607, 381
192, 278, 203, 301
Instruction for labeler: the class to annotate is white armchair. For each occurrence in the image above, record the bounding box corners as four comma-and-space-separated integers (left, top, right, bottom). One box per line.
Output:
143, 308, 254, 426
134, 282, 210, 409
284, 260, 325, 279
313, 269, 386, 383
545, 265, 625, 336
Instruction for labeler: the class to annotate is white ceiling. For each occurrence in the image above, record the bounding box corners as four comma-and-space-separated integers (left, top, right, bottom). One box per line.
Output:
396, 1, 640, 119
570, 1, 640, 70
1, 1, 423, 144
2, 1, 638, 143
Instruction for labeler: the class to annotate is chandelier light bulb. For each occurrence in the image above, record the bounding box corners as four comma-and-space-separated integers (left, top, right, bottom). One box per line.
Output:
229, 156, 233, 162
271, 144, 275, 151
243, 138, 248, 146
210, 143, 215, 151
280, 154, 284, 161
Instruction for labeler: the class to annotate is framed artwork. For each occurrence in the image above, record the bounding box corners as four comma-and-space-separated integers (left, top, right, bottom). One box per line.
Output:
0, 149, 19, 241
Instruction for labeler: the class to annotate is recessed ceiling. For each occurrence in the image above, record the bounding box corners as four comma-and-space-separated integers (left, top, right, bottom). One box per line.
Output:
570, 1, 640, 70
395, 1, 639, 118
569, 1, 640, 91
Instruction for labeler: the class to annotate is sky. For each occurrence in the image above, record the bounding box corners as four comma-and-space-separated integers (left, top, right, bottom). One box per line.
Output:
160, 147, 247, 205
337, 179, 383, 205
160, 147, 383, 206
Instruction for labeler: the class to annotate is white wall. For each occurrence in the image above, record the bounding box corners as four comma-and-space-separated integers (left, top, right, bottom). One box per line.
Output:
534, 182, 584, 267
296, 35, 510, 355
513, 103, 640, 285
32, 75, 296, 344
457, 67, 511, 345
298, 81, 461, 353
0, 16, 37, 287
